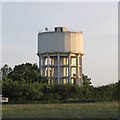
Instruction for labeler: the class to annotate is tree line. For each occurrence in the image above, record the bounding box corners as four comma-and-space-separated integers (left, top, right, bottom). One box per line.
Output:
0, 63, 119, 102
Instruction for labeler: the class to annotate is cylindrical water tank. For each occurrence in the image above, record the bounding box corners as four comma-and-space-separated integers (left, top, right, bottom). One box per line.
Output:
38, 27, 83, 54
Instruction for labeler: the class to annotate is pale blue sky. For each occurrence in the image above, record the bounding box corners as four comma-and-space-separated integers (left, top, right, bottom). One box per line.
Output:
2, 2, 118, 86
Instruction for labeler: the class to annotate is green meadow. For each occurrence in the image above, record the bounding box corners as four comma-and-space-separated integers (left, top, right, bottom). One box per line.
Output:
2, 102, 118, 118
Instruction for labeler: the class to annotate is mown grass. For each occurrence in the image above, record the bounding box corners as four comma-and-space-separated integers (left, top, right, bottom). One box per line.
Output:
2, 102, 118, 118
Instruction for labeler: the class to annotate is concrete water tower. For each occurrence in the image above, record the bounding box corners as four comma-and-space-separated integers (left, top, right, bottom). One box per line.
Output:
37, 27, 84, 86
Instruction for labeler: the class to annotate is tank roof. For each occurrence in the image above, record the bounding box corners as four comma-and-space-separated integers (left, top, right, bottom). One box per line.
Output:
38, 27, 82, 34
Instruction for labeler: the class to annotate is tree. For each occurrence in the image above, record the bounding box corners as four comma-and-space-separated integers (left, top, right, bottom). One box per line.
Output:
2, 63, 118, 102
0, 64, 12, 79
7, 63, 48, 83
2, 78, 17, 99
82, 74, 92, 86
25, 82, 44, 100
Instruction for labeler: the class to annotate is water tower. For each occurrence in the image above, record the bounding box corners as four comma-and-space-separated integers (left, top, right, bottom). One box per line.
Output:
37, 27, 84, 86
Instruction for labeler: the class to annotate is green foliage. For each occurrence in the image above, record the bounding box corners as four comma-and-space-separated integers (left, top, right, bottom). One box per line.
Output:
2, 79, 119, 102
93, 82, 118, 101
0, 64, 12, 79
2, 78, 44, 101
82, 74, 92, 86
1, 63, 119, 102
50, 84, 80, 100
7, 63, 48, 83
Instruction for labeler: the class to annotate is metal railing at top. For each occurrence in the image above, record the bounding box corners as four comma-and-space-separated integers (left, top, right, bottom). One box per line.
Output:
38, 27, 82, 33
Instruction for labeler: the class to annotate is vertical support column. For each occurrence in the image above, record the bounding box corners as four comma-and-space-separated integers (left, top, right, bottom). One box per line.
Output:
54, 56, 58, 77
42, 56, 45, 76
63, 58, 67, 75
51, 57, 54, 85
80, 54, 83, 86
60, 57, 63, 83
71, 67, 73, 83
68, 53, 71, 83
76, 54, 80, 86
63, 57, 67, 84
58, 53, 60, 84
47, 54, 50, 77
44, 58, 47, 76
51, 58, 54, 76
71, 57, 73, 84
39, 55, 42, 76
47, 54, 50, 84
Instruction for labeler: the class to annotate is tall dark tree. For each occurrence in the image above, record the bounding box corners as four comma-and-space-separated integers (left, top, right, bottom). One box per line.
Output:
7, 63, 48, 83
82, 74, 92, 86
0, 64, 12, 79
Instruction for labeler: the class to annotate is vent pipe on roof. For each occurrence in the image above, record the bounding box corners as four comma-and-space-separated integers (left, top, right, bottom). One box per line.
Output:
54, 27, 66, 32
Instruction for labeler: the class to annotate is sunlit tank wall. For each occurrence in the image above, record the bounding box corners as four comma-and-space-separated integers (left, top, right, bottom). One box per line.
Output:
38, 32, 83, 54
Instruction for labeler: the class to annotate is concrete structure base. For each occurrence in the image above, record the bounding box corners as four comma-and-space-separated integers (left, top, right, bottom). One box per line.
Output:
38, 52, 83, 86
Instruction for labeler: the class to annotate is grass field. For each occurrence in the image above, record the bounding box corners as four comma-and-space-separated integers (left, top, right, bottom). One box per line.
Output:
2, 102, 118, 118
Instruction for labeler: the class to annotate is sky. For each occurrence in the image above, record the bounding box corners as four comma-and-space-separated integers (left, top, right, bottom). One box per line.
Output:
1, 2, 118, 86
